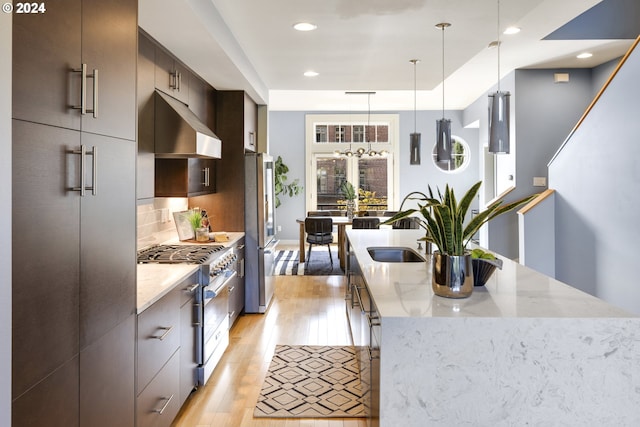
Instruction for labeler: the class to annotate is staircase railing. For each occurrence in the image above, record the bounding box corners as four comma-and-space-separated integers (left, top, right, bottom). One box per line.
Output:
548, 35, 640, 166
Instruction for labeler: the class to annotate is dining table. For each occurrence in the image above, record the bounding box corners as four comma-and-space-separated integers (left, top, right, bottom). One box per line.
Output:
296, 216, 390, 269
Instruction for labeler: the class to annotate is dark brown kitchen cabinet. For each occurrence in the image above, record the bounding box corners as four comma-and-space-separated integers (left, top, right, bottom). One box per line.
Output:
136, 351, 181, 427
11, 1, 137, 425
80, 315, 135, 427
137, 280, 192, 427
12, 121, 81, 400
201, 91, 258, 231
12, 124, 136, 426
12, 357, 80, 427
155, 158, 217, 197
138, 30, 157, 201
12, 0, 137, 141
155, 45, 190, 105
79, 132, 136, 347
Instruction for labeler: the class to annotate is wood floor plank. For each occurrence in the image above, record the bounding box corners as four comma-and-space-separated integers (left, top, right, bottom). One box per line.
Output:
171, 272, 365, 427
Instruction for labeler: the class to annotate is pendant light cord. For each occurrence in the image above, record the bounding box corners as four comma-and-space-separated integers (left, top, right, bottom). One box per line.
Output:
441, 24, 445, 119
412, 60, 418, 133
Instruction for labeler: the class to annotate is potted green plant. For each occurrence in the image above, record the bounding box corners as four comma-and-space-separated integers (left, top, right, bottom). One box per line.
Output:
383, 181, 536, 298
274, 156, 303, 208
187, 209, 208, 242
340, 181, 357, 219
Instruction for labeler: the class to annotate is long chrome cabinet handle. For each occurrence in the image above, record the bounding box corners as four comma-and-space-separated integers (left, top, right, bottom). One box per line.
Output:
89, 69, 98, 118
153, 394, 174, 414
71, 64, 98, 117
89, 146, 97, 195
71, 64, 87, 114
202, 167, 210, 187
70, 145, 95, 196
71, 144, 87, 197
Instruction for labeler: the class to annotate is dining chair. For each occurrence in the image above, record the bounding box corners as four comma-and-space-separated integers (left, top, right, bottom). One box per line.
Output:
352, 217, 380, 229
392, 217, 421, 229
304, 217, 334, 266
307, 210, 329, 217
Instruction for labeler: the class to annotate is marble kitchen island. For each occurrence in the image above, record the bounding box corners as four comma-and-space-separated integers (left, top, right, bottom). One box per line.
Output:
346, 229, 640, 427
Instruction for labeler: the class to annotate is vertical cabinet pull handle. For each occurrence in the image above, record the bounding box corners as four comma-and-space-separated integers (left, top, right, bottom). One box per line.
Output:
90, 69, 98, 118
153, 394, 174, 414
71, 64, 98, 117
72, 64, 87, 115
202, 167, 210, 187
170, 70, 181, 91
70, 146, 96, 196
89, 146, 97, 195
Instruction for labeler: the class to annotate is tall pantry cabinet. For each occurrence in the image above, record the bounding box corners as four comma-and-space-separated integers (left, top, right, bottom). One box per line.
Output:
11, 1, 137, 426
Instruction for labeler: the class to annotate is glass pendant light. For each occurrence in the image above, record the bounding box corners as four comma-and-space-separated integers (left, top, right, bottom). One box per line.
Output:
488, 0, 510, 154
410, 59, 421, 165
435, 23, 452, 163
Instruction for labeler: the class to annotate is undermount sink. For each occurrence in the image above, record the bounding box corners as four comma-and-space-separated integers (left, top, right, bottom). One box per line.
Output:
367, 247, 425, 263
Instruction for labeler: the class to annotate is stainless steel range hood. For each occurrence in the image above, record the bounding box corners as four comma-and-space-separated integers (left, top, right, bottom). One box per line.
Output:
154, 90, 222, 159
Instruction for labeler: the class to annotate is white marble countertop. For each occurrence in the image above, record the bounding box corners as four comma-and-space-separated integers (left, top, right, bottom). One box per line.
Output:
136, 232, 245, 314
137, 264, 199, 313
347, 229, 633, 319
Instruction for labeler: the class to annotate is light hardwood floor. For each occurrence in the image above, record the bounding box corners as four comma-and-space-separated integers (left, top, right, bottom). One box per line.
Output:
171, 269, 367, 427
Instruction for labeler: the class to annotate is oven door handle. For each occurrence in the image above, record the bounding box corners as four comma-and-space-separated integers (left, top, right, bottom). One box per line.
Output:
205, 270, 237, 299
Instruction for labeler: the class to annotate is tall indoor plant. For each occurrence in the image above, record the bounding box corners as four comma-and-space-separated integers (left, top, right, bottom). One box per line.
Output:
383, 181, 536, 298
274, 155, 303, 208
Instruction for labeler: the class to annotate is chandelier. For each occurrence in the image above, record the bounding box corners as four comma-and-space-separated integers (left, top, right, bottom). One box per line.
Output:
335, 91, 387, 158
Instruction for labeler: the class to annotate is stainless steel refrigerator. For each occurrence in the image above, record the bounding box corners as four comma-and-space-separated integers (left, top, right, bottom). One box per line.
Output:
244, 153, 278, 313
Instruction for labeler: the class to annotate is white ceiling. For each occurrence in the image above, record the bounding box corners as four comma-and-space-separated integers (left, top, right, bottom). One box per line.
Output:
140, 0, 634, 111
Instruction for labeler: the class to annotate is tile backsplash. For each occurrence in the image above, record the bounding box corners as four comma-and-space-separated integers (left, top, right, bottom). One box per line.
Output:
137, 198, 188, 250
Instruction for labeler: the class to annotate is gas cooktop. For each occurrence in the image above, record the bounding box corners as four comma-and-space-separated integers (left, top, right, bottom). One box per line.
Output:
137, 244, 226, 264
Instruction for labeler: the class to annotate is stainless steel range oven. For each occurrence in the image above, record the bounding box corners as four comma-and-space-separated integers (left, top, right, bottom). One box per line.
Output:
137, 244, 237, 386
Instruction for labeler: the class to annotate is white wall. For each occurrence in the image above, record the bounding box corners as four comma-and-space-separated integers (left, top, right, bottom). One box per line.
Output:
1, 11, 12, 426
549, 45, 640, 315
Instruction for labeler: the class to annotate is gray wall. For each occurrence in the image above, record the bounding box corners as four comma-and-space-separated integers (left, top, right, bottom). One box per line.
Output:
1, 11, 11, 425
269, 110, 479, 241
463, 69, 594, 259
549, 46, 640, 315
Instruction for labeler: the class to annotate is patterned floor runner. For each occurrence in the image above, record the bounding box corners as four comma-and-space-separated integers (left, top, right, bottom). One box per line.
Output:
274, 249, 344, 276
254, 345, 365, 418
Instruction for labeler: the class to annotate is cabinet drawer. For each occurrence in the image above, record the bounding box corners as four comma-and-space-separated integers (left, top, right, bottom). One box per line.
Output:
137, 289, 180, 393
136, 350, 180, 427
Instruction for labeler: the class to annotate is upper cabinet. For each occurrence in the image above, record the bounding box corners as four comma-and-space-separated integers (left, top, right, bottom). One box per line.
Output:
12, 0, 137, 141
155, 158, 216, 197
155, 46, 191, 105
244, 94, 258, 152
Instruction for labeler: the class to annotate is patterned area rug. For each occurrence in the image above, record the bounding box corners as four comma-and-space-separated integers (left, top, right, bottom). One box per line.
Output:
254, 345, 365, 418
274, 249, 343, 276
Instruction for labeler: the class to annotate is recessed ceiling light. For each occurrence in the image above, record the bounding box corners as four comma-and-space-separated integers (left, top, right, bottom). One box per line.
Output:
503, 26, 520, 35
293, 22, 317, 31
577, 52, 593, 59
304, 71, 319, 77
